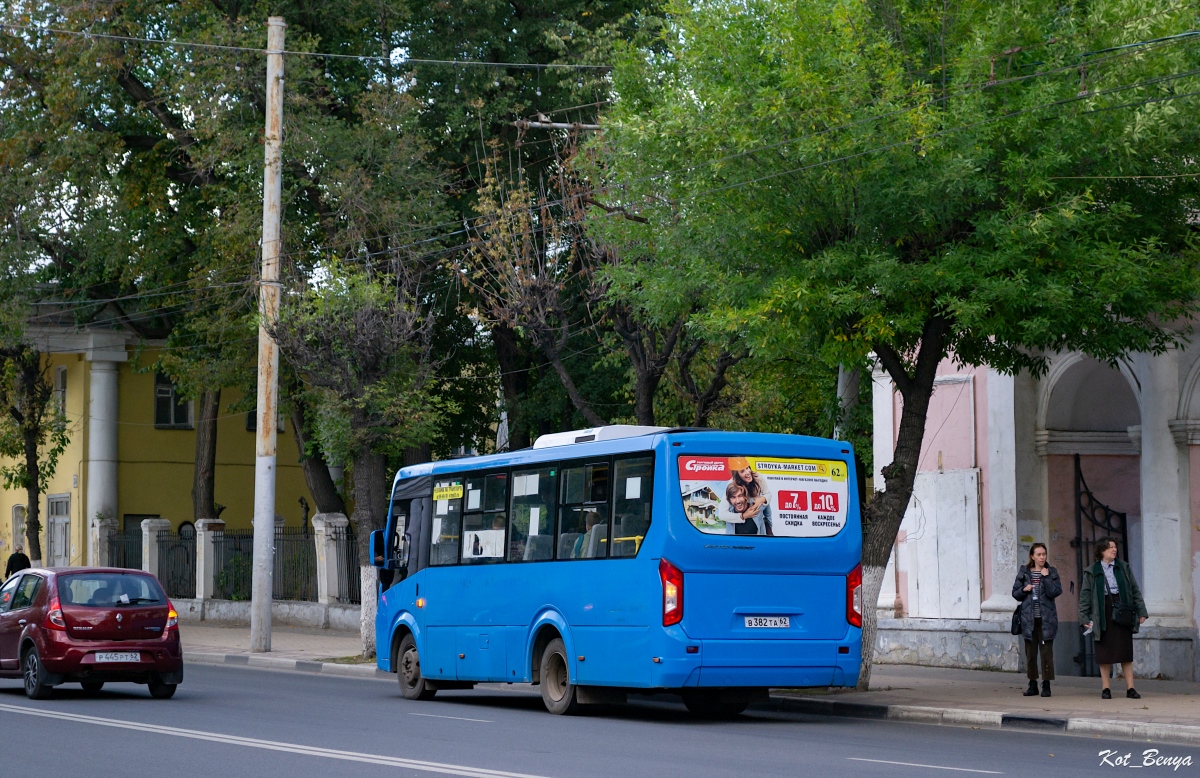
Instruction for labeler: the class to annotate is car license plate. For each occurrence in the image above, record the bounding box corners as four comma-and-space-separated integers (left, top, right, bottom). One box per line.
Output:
95, 651, 142, 663
744, 616, 789, 628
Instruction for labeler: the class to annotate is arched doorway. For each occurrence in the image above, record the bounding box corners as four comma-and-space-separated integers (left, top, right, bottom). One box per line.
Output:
1040, 355, 1141, 675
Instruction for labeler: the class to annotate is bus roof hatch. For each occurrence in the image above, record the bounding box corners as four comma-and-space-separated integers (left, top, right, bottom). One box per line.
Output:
532, 425, 670, 449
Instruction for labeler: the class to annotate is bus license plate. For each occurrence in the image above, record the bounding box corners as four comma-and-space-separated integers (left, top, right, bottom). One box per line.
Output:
95, 652, 141, 663
744, 616, 789, 629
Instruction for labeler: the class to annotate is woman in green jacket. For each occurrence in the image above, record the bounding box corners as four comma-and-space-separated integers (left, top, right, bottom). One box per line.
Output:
1078, 537, 1148, 699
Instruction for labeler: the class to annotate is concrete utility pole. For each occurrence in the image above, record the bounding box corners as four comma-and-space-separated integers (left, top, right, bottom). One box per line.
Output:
251, 16, 286, 653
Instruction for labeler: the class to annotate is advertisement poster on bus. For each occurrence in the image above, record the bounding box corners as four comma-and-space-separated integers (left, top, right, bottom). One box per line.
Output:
677, 455, 848, 537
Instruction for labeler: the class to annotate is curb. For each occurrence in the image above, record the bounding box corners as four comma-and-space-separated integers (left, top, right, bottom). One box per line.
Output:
186, 651, 391, 680
761, 696, 1200, 747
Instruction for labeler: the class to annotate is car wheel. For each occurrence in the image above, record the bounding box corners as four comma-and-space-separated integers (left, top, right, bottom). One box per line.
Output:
80, 681, 105, 693
397, 634, 437, 701
681, 690, 749, 718
539, 638, 578, 715
22, 647, 53, 700
148, 679, 177, 699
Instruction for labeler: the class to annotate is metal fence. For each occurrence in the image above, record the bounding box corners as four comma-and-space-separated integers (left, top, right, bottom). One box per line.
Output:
213, 527, 318, 602
213, 529, 254, 601
156, 529, 196, 599
333, 523, 361, 605
106, 530, 142, 570
273, 527, 317, 602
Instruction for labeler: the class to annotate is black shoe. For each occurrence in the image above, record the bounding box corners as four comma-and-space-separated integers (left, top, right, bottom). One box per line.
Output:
1102, 688, 1112, 699
1041, 681, 1051, 697
1023, 681, 1039, 696
1127, 688, 1141, 699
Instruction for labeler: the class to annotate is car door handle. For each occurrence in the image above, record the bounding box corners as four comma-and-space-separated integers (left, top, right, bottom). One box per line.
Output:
18, 620, 27, 626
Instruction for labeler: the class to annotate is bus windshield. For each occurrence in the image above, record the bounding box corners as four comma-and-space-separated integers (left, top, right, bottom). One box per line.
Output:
678, 454, 849, 537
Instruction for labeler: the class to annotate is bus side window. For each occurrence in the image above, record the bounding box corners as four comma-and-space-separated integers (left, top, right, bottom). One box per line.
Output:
461, 473, 507, 564
612, 455, 654, 558
430, 477, 465, 566
557, 461, 610, 560
508, 466, 557, 562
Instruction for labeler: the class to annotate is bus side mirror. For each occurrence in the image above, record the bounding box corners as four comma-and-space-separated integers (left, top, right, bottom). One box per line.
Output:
370, 529, 386, 568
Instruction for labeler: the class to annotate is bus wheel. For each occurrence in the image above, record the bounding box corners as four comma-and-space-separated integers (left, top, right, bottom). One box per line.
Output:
681, 690, 750, 718
398, 634, 437, 701
539, 638, 579, 715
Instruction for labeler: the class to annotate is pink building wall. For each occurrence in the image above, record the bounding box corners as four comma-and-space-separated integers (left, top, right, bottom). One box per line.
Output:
892, 362, 989, 615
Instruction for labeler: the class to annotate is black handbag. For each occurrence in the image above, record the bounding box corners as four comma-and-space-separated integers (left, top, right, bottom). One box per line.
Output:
1010, 603, 1023, 635
1112, 601, 1138, 629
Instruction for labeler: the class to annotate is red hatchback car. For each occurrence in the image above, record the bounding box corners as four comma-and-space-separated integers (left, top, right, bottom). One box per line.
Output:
0, 567, 183, 700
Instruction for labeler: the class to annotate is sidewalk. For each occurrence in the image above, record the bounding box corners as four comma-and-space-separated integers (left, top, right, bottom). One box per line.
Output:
179, 623, 1200, 744
773, 664, 1200, 746
180, 622, 386, 679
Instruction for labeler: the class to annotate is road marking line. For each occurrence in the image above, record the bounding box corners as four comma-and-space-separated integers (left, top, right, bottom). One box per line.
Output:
409, 712, 494, 723
0, 703, 545, 778
847, 757, 1004, 774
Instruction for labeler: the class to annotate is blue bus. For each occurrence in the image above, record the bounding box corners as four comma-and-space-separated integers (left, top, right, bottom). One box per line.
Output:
371, 426, 863, 715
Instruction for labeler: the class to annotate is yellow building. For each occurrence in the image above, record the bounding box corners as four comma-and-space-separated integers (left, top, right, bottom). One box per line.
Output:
1, 328, 317, 566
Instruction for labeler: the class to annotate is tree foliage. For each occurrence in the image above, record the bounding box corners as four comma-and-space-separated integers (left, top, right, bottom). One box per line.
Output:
597, 0, 1200, 685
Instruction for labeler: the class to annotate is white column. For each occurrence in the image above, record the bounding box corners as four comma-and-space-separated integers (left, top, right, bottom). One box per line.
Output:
141, 518, 172, 577
871, 366, 894, 488
312, 513, 349, 605
1136, 350, 1189, 621
981, 368, 1020, 614
195, 519, 225, 600
85, 360, 120, 566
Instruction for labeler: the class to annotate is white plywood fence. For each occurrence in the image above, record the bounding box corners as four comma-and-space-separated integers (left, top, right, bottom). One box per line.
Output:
898, 469, 982, 619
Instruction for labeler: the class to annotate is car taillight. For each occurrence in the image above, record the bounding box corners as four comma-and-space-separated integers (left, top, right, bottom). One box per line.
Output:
847, 563, 862, 628
660, 558, 684, 627
166, 601, 179, 631
45, 596, 66, 630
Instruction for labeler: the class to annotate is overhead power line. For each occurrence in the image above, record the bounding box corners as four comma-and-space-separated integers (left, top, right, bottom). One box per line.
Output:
0, 22, 611, 71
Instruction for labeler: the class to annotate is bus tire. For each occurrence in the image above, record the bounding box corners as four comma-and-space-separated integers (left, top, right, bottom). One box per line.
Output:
539, 638, 579, 715
681, 690, 749, 718
398, 634, 437, 701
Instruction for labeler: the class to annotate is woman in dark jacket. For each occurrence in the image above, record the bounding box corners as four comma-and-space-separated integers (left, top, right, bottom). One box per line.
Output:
1012, 543, 1062, 697
1079, 537, 1148, 699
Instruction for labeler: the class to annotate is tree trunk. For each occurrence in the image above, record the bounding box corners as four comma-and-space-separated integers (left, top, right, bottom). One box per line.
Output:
679, 342, 745, 428
192, 389, 220, 522
22, 429, 42, 564
547, 353, 606, 427
633, 367, 657, 426
492, 323, 531, 450
350, 444, 390, 657
833, 364, 861, 440
857, 318, 948, 690
289, 404, 346, 515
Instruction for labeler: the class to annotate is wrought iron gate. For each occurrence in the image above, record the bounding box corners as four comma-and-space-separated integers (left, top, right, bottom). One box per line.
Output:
1071, 453, 1129, 677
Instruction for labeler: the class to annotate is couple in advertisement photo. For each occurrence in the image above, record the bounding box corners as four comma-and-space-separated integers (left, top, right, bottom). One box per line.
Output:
679, 455, 847, 538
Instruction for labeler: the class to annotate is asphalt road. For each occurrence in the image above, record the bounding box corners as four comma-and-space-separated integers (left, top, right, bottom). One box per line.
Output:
0, 665, 1192, 778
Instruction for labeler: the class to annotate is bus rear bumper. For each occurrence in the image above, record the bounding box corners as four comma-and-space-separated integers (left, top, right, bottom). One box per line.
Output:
652, 632, 862, 690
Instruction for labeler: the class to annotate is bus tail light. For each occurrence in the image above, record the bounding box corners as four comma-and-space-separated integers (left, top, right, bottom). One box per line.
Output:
660, 558, 683, 627
847, 563, 862, 628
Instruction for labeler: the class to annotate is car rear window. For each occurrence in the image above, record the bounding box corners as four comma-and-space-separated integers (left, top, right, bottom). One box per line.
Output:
57, 573, 167, 607
678, 455, 850, 537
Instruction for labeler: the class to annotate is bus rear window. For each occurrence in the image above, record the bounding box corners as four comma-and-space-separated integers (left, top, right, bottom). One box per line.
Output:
678, 455, 849, 538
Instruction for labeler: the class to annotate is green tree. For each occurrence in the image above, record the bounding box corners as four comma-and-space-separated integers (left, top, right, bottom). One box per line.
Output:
1, 1, 461, 526
598, 0, 1200, 685
0, 327, 70, 565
